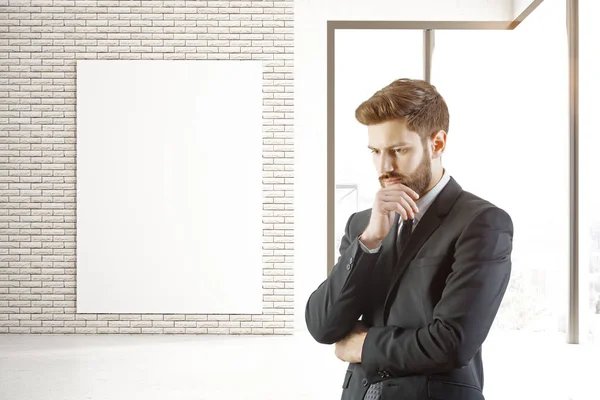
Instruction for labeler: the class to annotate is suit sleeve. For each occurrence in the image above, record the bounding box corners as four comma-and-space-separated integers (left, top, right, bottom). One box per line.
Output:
305, 212, 382, 344
360, 207, 513, 380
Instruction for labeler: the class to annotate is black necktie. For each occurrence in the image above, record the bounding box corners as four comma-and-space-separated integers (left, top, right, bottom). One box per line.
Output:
397, 218, 414, 260
363, 381, 383, 400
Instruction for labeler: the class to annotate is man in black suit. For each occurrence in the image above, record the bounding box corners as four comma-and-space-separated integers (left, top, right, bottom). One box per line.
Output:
305, 79, 513, 400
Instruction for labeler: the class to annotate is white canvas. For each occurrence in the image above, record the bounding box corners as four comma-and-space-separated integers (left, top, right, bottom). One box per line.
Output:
76, 60, 264, 314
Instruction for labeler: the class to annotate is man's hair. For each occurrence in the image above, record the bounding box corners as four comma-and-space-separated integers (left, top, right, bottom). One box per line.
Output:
355, 78, 450, 140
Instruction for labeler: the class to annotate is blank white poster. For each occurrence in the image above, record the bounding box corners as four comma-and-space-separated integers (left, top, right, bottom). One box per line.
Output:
76, 60, 264, 314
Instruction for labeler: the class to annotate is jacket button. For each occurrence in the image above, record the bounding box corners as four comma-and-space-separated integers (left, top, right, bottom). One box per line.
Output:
378, 370, 391, 378
346, 263, 351, 270
361, 378, 368, 387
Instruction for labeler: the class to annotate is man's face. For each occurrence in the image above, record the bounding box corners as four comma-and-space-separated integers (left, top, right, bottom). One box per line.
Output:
367, 119, 432, 196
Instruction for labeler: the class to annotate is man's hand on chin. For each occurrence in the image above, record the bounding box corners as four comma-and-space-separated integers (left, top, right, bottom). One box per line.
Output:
334, 321, 369, 363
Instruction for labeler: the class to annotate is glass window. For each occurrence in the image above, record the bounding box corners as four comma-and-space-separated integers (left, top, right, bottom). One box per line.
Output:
432, 1, 569, 398
433, 0, 568, 337
579, 0, 600, 345
334, 29, 423, 261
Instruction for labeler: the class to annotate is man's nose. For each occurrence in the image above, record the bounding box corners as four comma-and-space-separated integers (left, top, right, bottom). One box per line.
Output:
380, 154, 394, 173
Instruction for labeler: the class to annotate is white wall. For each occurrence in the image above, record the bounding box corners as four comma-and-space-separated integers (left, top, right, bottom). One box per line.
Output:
1, 2, 295, 335
294, 0, 518, 332
513, 0, 539, 19
303, 0, 514, 21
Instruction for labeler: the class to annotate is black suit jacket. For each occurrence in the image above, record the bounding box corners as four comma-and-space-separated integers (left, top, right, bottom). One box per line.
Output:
305, 178, 513, 400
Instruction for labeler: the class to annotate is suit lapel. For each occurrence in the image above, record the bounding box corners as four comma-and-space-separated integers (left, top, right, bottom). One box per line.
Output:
382, 177, 463, 324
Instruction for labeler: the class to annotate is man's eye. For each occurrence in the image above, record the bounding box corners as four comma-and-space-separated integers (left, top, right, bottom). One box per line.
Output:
394, 148, 407, 154
370, 149, 379, 154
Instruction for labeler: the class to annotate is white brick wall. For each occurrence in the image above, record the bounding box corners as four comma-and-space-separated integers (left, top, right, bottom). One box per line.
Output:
0, 0, 295, 335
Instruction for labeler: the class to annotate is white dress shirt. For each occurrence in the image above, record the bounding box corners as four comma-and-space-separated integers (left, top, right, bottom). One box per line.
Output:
358, 170, 451, 254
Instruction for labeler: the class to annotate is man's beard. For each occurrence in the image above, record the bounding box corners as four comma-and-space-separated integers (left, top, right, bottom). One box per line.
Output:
379, 148, 432, 196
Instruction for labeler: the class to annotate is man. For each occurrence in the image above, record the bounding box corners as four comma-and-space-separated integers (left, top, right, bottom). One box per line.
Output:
305, 79, 513, 400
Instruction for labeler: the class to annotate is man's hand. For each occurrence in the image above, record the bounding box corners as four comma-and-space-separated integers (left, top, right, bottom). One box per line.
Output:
361, 183, 420, 245
334, 322, 369, 363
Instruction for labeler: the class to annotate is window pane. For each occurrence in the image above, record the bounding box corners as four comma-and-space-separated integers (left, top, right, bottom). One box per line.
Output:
432, 1, 568, 398
579, 0, 600, 345
334, 29, 423, 262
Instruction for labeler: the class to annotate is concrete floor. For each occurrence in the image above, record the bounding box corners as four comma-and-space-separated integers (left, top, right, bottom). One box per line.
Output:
0, 331, 597, 400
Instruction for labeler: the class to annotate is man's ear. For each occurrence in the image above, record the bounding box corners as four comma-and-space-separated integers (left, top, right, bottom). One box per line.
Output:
430, 130, 447, 158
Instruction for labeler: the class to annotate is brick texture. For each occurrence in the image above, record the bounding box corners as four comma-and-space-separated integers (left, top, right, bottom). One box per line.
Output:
0, 0, 294, 335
